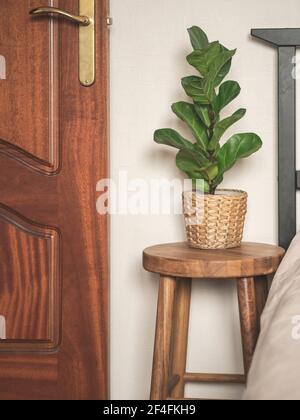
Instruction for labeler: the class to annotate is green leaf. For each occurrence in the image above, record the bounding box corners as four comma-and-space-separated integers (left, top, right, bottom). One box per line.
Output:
208, 48, 236, 86
176, 150, 206, 176
176, 150, 210, 193
216, 133, 262, 177
206, 164, 219, 181
213, 44, 232, 86
213, 81, 241, 113
154, 129, 209, 165
194, 104, 211, 128
209, 108, 246, 150
171, 102, 208, 150
188, 26, 209, 50
154, 128, 195, 151
176, 150, 218, 182
181, 76, 215, 105
187, 43, 236, 87
187, 42, 221, 77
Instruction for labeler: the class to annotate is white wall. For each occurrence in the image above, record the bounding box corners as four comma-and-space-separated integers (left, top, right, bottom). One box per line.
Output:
110, 0, 300, 400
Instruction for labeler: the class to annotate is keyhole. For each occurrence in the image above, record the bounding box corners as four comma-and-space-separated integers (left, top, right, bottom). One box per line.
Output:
0, 55, 6, 80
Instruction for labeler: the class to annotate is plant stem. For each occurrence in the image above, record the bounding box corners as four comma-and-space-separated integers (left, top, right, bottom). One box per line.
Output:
209, 184, 216, 195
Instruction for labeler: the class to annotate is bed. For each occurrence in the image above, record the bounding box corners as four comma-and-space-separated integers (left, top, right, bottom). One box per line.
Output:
243, 232, 300, 399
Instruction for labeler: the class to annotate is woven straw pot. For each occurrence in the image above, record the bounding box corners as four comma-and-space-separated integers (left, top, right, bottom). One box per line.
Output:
183, 189, 247, 250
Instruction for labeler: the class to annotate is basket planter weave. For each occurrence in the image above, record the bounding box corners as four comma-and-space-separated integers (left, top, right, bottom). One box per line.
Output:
183, 189, 247, 250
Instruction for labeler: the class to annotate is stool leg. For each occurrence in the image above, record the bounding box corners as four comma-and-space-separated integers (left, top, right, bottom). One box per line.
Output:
150, 276, 176, 400
255, 275, 269, 323
170, 278, 192, 399
237, 277, 259, 377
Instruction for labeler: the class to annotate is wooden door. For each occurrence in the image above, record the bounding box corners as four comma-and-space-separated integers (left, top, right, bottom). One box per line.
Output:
0, 0, 109, 400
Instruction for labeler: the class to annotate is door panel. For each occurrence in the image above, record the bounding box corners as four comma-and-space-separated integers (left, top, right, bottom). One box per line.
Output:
0, 0, 60, 173
0, 0, 108, 400
0, 207, 60, 348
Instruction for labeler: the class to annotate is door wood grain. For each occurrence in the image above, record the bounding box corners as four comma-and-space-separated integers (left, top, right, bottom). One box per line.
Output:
0, 0, 109, 400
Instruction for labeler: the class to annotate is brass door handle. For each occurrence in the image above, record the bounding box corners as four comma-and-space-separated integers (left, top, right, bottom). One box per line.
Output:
29, 1, 95, 87
29, 6, 91, 26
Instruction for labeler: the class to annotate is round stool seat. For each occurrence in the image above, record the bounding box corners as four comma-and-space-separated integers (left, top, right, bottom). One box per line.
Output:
143, 242, 285, 279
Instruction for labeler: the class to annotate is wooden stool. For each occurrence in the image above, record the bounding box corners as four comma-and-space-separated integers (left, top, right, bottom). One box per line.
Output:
143, 242, 285, 400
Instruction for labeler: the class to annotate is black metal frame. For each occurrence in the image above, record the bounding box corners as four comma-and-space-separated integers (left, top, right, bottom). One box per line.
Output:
251, 28, 300, 249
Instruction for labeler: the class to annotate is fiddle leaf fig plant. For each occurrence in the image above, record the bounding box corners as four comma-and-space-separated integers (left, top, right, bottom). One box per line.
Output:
154, 26, 262, 194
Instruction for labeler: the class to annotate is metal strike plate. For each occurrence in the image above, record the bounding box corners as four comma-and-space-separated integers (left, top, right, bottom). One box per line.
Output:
0, 316, 6, 340
79, 0, 95, 86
